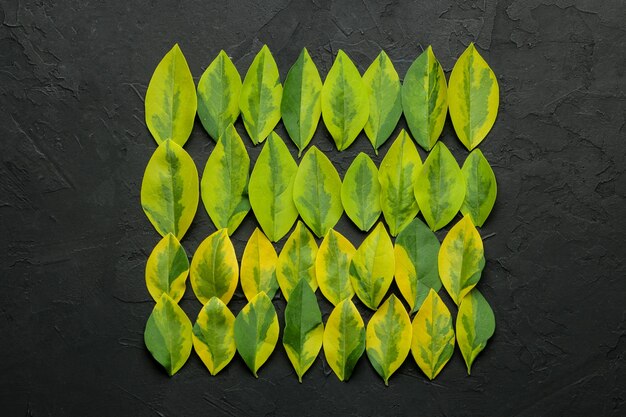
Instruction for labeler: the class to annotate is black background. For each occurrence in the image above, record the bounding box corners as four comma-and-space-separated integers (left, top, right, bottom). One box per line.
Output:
1, 0, 625, 416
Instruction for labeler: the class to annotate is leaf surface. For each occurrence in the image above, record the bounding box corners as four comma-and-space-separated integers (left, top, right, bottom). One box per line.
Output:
461, 149, 497, 227
316, 229, 356, 306
192, 297, 236, 375
276, 221, 318, 301
323, 298, 365, 381
456, 289, 495, 374
241, 228, 279, 301
145, 233, 189, 303
341, 152, 381, 232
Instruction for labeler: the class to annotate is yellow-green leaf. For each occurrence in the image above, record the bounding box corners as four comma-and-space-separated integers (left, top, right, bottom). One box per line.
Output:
141, 139, 199, 240
321, 50, 369, 151
438, 215, 485, 305
190, 229, 239, 305
145, 233, 189, 303
401, 46, 448, 151
414, 141, 465, 231
239, 45, 282, 144
322, 298, 365, 381
461, 149, 497, 227
144, 293, 193, 376
234, 292, 279, 377
248, 132, 299, 242
457, 289, 495, 374
241, 228, 279, 301
283, 279, 324, 382
316, 229, 356, 306
394, 218, 441, 314
379, 130, 422, 236
349, 223, 394, 310
293, 146, 343, 238
448, 43, 499, 150
276, 221, 318, 301
197, 50, 242, 141
363, 51, 402, 153
201, 124, 250, 234
365, 294, 412, 385
341, 153, 381, 232
192, 296, 236, 376
410, 289, 455, 380
281, 48, 322, 157
145, 44, 197, 147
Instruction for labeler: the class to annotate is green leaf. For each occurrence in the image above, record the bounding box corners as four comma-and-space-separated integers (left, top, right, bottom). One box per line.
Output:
248, 132, 299, 242
379, 130, 422, 236
322, 298, 365, 381
438, 215, 485, 306
316, 229, 356, 306
410, 289, 455, 380
456, 289, 495, 374
201, 124, 250, 234
321, 50, 369, 151
283, 279, 324, 382
276, 221, 318, 302
363, 51, 402, 153
197, 50, 242, 141
145, 44, 197, 147
234, 292, 280, 377
414, 141, 465, 231
141, 140, 199, 240
281, 48, 323, 157
394, 218, 441, 314
144, 293, 193, 376
365, 294, 412, 385
461, 149, 497, 227
293, 146, 343, 238
448, 43, 499, 150
241, 228, 279, 301
349, 222, 395, 310
341, 152, 381, 232
401, 46, 448, 151
145, 233, 189, 303
192, 296, 236, 376
239, 45, 282, 144
190, 229, 239, 305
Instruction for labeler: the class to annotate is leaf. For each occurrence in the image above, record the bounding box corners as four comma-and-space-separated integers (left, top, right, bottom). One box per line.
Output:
438, 215, 485, 306
322, 298, 365, 381
283, 280, 324, 382
192, 296, 236, 376
448, 43, 499, 150
410, 289, 455, 380
234, 292, 279, 377
414, 141, 465, 231
293, 146, 343, 238
363, 51, 402, 153
141, 139, 199, 240
321, 50, 369, 151
239, 45, 282, 144
248, 132, 299, 242
241, 228, 279, 301
145, 44, 197, 146
276, 221, 318, 302
316, 229, 356, 306
401, 46, 448, 151
145, 233, 189, 303
461, 149, 497, 227
144, 293, 193, 376
281, 48, 323, 157
190, 229, 239, 305
378, 130, 422, 236
201, 124, 250, 234
365, 295, 412, 385
394, 218, 441, 314
197, 50, 242, 141
349, 223, 395, 310
456, 289, 495, 374
341, 153, 381, 232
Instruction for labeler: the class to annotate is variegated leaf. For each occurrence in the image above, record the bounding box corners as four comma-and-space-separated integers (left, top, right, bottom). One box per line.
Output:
323, 298, 365, 381
461, 149, 497, 227
192, 296, 236, 376
145, 233, 189, 303
316, 229, 356, 306
276, 221, 318, 301
341, 152, 381, 232
457, 289, 495, 374
241, 228, 279, 301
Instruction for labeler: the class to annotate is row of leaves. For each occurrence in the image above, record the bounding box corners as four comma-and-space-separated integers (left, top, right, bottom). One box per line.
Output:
144, 215, 494, 384
145, 43, 498, 155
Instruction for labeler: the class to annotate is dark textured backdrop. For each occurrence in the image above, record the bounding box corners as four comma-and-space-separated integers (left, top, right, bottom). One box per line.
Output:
1, 0, 625, 415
